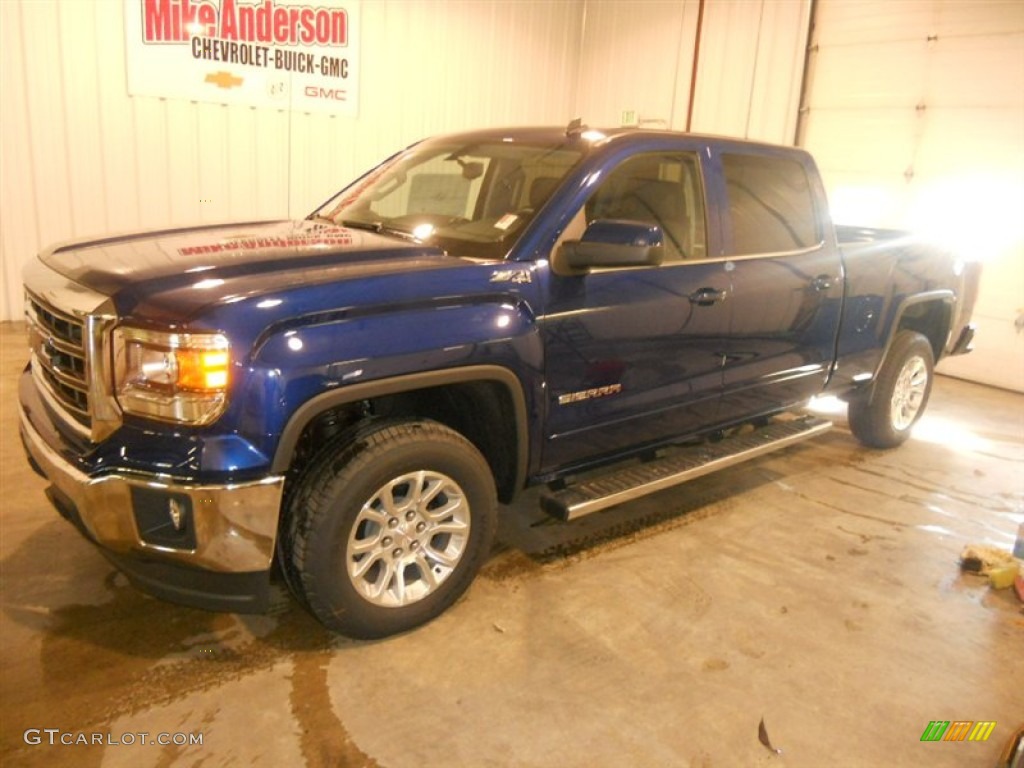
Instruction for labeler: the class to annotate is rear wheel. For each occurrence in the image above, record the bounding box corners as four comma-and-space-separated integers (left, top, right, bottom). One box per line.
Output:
282, 420, 497, 638
848, 330, 934, 449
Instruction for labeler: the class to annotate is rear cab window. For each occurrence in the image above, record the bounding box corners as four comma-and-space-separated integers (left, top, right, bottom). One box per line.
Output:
721, 153, 821, 256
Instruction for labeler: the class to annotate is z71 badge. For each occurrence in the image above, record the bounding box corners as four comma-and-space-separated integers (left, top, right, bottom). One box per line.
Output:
558, 383, 623, 405
490, 269, 532, 284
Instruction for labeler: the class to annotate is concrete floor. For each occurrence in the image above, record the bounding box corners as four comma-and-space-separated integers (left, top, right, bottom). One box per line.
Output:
1, 319, 1022, 768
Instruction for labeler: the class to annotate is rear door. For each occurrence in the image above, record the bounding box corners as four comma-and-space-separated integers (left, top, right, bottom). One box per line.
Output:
709, 148, 844, 421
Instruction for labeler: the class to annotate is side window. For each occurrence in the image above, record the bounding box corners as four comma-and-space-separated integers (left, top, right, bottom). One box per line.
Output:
722, 153, 819, 256
585, 152, 707, 261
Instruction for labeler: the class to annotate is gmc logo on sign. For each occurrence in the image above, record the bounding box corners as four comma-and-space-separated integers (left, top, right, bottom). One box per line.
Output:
304, 86, 347, 101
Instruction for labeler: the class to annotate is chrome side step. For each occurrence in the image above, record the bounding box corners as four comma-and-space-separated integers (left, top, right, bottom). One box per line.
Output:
541, 415, 832, 521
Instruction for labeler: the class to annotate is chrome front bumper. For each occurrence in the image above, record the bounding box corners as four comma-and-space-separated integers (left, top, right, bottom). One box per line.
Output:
19, 380, 286, 612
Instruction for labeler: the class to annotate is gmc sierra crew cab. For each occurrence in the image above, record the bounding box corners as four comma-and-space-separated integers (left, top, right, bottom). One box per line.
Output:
19, 123, 979, 638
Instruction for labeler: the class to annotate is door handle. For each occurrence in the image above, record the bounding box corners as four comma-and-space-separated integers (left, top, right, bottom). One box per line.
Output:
689, 287, 728, 306
810, 275, 834, 292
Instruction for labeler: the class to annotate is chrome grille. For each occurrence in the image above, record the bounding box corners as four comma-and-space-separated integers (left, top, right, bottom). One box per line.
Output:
26, 290, 92, 430
23, 256, 121, 443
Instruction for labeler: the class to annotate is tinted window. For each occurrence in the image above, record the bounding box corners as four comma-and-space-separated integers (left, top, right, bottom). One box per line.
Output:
722, 153, 819, 256
585, 152, 707, 261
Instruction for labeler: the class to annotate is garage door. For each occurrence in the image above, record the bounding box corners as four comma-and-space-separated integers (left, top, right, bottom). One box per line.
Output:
798, 0, 1024, 392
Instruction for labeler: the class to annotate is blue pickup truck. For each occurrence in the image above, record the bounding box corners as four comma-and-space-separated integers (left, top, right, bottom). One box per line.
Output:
19, 123, 978, 637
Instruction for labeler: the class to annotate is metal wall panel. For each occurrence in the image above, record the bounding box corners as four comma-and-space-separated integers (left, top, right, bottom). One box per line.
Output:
690, 0, 768, 136
744, 0, 814, 143
0, 2, 38, 325
0, 0, 583, 321
689, 0, 812, 141
813, 0, 1021, 45
573, 0, 811, 141
2, 0, 817, 322
574, 0, 698, 129
801, 0, 1024, 391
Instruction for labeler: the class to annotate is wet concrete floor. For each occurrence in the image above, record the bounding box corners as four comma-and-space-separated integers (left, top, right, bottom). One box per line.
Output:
1, 321, 1022, 767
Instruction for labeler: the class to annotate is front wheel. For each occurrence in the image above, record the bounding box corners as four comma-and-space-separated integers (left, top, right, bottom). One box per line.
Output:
282, 420, 497, 638
848, 330, 935, 449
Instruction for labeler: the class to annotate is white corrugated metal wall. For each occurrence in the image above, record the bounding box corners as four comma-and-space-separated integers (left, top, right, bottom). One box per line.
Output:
0, 0, 586, 321
689, 0, 811, 140
573, 1, 698, 131
800, 0, 1024, 391
573, 0, 811, 142
1, 0, 816, 323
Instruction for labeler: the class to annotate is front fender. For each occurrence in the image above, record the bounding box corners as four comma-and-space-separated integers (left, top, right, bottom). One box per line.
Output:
270, 365, 531, 489
241, 299, 542, 480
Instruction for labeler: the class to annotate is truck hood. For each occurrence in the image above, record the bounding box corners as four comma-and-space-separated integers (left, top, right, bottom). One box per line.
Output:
39, 219, 476, 320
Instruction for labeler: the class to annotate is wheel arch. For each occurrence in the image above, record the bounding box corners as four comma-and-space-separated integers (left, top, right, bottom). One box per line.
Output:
891, 291, 955, 364
271, 365, 529, 503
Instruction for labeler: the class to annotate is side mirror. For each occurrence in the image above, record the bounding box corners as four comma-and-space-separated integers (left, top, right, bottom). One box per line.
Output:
561, 219, 664, 271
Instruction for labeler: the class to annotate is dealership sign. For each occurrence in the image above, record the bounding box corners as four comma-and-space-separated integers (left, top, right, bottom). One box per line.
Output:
124, 0, 359, 115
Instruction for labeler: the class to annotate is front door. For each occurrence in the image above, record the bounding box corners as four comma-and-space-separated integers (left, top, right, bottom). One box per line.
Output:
538, 149, 732, 472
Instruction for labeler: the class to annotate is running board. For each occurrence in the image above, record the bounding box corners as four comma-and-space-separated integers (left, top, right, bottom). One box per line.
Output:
541, 416, 832, 521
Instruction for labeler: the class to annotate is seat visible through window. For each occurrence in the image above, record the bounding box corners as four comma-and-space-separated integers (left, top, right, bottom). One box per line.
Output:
585, 156, 696, 261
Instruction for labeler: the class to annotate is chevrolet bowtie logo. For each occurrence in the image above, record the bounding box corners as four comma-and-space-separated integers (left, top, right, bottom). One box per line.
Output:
205, 71, 243, 89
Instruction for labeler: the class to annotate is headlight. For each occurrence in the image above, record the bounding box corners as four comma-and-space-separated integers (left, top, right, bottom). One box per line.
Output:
113, 327, 230, 425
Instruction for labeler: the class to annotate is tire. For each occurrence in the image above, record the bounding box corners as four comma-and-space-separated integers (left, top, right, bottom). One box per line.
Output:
848, 330, 935, 449
281, 420, 497, 638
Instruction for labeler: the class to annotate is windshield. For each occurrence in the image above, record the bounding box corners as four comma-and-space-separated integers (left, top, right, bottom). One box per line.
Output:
313, 138, 584, 259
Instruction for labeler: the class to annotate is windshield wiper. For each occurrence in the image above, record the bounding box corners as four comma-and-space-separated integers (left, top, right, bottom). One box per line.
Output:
304, 214, 383, 232
309, 213, 419, 242
337, 218, 422, 242
338, 218, 383, 232
306, 214, 339, 226
304, 215, 393, 236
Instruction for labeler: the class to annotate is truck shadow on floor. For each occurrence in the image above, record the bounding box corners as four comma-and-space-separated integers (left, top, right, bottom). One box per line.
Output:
487, 429, 862, 578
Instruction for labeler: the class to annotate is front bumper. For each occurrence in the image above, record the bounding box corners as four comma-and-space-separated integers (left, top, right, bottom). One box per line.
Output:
19, 379, 285, 613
